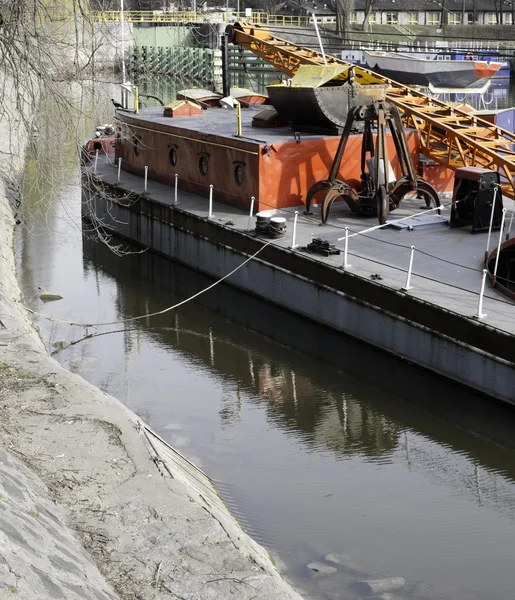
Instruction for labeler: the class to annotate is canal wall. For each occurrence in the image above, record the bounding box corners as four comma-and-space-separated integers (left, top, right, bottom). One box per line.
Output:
0, 88, 304, 599
83, 185, 515, 405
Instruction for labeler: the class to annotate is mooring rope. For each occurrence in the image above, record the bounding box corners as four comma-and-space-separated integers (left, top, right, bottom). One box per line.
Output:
24, 241, 272, 328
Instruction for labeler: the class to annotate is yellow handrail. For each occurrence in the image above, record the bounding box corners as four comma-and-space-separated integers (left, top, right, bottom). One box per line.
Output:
91, 11, 311, 26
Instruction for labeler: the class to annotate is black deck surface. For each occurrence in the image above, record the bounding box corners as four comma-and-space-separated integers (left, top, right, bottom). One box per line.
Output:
124, 106, 339, 145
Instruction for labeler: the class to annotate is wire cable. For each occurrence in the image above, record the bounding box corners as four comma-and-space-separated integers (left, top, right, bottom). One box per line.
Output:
25, 240, 273, 328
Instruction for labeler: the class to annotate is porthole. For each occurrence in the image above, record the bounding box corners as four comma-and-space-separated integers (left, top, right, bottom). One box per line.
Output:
169, 147, 177, 166
93, 142, 102, 151
234, 164, 244, 186
199, 156, 208, 175
134, 136, 141, 156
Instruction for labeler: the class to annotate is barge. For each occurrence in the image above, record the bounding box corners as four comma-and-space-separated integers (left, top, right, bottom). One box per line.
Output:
364, 51, 502, 89
82, 102, 515, 405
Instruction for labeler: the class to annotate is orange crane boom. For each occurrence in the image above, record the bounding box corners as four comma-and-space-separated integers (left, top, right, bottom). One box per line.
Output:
227, 22, 515, 199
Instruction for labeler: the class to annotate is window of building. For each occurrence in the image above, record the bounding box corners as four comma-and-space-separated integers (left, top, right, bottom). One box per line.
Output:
369, 12, 377, 24
487, 12, 497, 24
350, 11, 357, 23
386, 12, 398, 24
427, 12, 441, 25
505, 12, 513, 24
406, 12, 417, 25
448, 12, 461, 25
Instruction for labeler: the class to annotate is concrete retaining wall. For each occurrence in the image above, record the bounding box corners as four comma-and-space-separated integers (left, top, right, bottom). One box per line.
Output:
84, 185, 515, 404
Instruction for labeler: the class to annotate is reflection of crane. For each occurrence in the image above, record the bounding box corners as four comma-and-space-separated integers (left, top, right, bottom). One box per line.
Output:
227, 22, 515, 200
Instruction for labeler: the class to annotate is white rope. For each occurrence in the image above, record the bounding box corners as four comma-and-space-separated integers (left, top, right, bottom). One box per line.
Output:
25, 241, 272, 328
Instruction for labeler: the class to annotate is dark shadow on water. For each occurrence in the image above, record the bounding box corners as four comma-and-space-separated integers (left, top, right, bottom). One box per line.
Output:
82, 229, 515, 483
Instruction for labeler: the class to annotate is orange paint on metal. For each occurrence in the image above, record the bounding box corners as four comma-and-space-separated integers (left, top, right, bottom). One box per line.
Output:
258, 131, 421, 210
473, 61, 502, 78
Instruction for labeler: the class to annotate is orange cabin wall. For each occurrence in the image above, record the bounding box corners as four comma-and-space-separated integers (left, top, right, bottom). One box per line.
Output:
257, 130, 422, 210
117, 117, 260, 210
116, 117, 455, 212
419, 161, 455, 193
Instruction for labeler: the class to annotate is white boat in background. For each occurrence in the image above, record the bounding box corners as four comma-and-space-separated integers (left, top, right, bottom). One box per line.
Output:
364, 51, 503, 89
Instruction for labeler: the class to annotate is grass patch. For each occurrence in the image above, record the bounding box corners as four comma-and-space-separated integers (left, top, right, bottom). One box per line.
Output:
0, 493, 6, 501
0, 361, 36, 379
7, 586, 19, 593
28, 510, 39, 518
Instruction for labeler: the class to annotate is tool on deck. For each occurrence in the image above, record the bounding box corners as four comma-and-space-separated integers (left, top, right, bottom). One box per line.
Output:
305, 101, 440, 224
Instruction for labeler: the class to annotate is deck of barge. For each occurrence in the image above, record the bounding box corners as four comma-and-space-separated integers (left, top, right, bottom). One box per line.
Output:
92, 159, 515, 340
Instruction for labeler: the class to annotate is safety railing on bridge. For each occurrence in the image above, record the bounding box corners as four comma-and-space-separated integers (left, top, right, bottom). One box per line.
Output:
92, 11, 311, 26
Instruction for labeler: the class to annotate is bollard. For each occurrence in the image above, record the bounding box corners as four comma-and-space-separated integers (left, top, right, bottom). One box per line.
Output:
208, 184, 213, 218
493, 207, 507, 281
474, 269, 488, 319
343, 227, 351, 269
144, 166, 148, 192
117, 158, 122, 183
507, 204, 515, 241
174, 173, 178, 204
247, 196, 255, 231
484, 186, 498, 261
290, 211, 299, 248
94, 150, 99, 172
402, 245, 415, 291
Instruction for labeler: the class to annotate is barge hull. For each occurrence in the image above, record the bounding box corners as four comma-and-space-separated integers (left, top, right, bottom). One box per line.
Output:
82, 180, 515, 405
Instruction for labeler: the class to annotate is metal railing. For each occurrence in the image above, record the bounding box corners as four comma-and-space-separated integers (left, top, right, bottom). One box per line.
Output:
92, 11, 310, 26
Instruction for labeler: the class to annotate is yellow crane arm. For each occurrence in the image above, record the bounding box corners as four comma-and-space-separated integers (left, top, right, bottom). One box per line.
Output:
228, 22, 515, 199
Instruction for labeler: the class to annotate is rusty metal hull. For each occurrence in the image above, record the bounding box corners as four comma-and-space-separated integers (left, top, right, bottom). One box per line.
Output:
267, 85, 351, 134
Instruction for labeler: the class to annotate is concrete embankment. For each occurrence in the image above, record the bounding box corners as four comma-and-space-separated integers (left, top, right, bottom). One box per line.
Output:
0, 107, 304, 599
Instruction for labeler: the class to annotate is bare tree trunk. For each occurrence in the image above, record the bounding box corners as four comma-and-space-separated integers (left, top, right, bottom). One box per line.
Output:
362, 2, 372, 31
335, 0, 355, 42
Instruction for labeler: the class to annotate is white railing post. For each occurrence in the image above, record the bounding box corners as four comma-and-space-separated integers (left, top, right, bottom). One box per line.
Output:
208, 184, 213, 218
94, 149, 99, 172
485, 186, 498, 261
474, 269, 488, 319
247, 196, 255, 231
174, 173, 178, 204
343, 227, 351, 269
117, 158, 122, 182
493, 207, 507, 281
506, 203, 515, 241
144, 166, 148, 192
290, 211, 299, 248
402, 245, 415, 291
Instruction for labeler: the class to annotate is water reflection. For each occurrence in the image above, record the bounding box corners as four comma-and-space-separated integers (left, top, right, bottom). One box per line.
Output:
81, 230, 515, 488
76, 231, 515, 599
